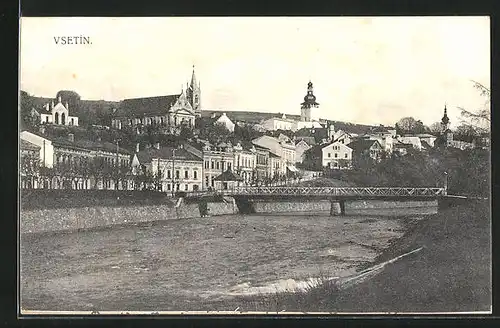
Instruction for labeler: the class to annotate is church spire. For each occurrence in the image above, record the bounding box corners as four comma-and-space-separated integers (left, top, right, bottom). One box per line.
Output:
190, 65, 197, 89
441, 103, 450, 131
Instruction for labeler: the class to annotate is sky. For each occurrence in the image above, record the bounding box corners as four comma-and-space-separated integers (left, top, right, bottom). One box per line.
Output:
19, 17, 490, 128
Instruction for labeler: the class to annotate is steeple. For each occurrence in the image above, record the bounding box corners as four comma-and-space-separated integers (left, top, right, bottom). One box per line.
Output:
441, 103, 450, 131
190, 65, 197, 89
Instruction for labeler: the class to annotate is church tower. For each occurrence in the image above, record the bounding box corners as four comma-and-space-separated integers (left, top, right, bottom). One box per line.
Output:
300, 81, 319, 122
186, 65, 201, 117
441, 104, 453, 146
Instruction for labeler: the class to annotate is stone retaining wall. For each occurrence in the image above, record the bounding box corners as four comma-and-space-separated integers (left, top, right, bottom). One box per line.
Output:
252, 200, 331, 213
346, 200, 438, 209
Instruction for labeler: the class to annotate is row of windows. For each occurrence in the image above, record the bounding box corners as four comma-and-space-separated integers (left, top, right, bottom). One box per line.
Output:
164, 169, 199, 180
165, 183, 199, 191
204, 160, 233, 171
327, 152, 349, 159
55, 154, 129, 167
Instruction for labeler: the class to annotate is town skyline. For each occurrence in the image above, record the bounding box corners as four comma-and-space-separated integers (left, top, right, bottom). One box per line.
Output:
20, 17, 490, 128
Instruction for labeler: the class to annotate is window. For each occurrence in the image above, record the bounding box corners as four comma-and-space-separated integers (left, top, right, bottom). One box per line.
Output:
193, 171, 197, 179
184, 170, 189, 179
211, 161, 215, 169
205, 175, 209, 186
185, 184, 188, 191
335, 153, 338, 158
205, 161, 209, 169
228, 162, 232, 170
175, 170, 180, 179
328, 153, 331, 158
167, 170, 171, 179
211, 176, 215, 187
176, 183, 180, 191
167, 184, 171, 191
45, 116, 49, 123
345, 153, 348, 158
216, 162, 220, 170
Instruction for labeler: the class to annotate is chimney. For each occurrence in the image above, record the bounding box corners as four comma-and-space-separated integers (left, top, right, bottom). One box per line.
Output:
58, 96, 62, 103
155, 142, 160, 149
136, 143, 140, 153
45, 103, 49, 112
66, 102, 69, 110
51, 100, 54, 109
68, 133, 74, 142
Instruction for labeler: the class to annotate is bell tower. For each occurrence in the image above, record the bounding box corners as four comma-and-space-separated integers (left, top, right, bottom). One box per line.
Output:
300, 81, 319, 122
187, 65, 201, 117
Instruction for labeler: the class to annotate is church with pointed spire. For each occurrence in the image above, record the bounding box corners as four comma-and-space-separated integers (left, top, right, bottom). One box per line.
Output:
111, 66, 200, 133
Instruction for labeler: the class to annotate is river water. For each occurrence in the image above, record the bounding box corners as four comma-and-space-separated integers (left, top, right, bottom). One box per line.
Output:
20, 209, 435, 312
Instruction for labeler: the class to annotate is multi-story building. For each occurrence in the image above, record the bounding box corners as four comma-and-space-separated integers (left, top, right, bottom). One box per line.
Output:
184, 141, 236, 191
20, 139, 41, 189
251, 135, 298, 178
133, 144, 203, 193
347, 139, 384, 166
261, 114, 297, 131
303, 141, 353, 170
254, 145, 270, 185
20, 130, 132, 190
232, 142, 257, 185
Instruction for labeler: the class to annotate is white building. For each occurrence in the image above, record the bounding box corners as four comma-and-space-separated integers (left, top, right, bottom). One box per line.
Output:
398, 136, 422, 150
39, 96, 79, 126
294, 139, 312, 164
261, 114, 296, 131
213, 112, 236, 132
321, 141, 353, 169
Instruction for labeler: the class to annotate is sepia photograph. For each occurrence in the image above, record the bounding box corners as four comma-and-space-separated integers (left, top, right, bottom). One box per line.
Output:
19, 16, 491, 315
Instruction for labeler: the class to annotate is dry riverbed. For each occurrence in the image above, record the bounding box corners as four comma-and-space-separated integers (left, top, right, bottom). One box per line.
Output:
21, 210, 430, 313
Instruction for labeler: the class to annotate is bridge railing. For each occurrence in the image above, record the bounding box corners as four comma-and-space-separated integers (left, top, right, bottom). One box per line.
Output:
184, 187, 446, 198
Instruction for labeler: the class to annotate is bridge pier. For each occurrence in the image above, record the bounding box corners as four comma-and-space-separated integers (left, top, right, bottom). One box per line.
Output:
330, 200, 346, 216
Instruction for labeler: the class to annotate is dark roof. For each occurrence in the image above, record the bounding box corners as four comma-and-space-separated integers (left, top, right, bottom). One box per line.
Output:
268, 151, 280, 158
20, 139, 40, 151
421, 140, 432, 149
295, 137, 315, 146
369, 126, 391, 133
115, 95, 180, 118
51, 137, 133, 155
136, 146, 202, 164
214, 169, 243, 181
346, 139, 381, 152
393, 141, 414, 149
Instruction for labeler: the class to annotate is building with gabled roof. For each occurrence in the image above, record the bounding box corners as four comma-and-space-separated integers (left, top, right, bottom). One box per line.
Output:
347, 139, 384, 164
132, 144, 203, 193
111, 67, 200, 134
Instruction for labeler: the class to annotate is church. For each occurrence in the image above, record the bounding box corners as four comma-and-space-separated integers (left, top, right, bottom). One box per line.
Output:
111, 66, 201, 134
39, 96, 79, 126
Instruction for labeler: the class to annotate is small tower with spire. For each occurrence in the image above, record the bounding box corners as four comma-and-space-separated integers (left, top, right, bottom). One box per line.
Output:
440, 103, 453, 147
441, 103, 450, 132
186, 65, 202, 117
300, 81, 320, 122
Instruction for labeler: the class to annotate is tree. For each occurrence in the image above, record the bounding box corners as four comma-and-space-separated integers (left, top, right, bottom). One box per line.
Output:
395, 117, 428, 135
458, 80, 490, 133
454, 124, 480, 143
55, 90, 81, 112
429, 122, 443, 134
199, 122, 232, 144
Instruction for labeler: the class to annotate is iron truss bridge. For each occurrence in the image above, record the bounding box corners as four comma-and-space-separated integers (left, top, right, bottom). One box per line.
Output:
184, 186, 446, 198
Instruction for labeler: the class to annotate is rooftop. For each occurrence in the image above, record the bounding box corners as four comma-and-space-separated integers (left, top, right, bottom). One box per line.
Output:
136, 146, 202, 164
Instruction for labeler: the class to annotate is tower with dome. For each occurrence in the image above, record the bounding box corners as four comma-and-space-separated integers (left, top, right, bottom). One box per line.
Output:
300, 81, 319, 122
